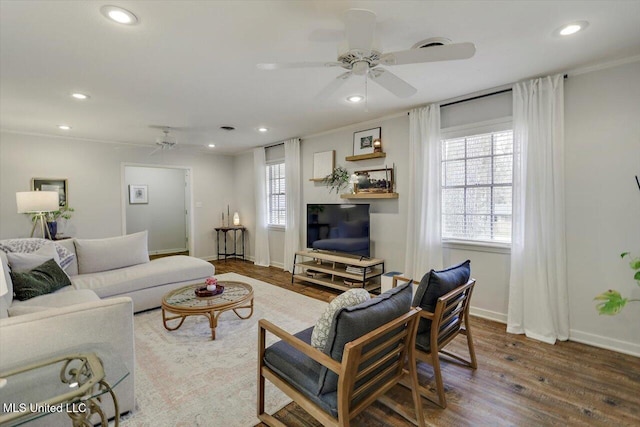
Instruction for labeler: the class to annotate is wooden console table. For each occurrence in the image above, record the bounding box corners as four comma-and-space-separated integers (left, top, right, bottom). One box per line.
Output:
214, 226, 246, 261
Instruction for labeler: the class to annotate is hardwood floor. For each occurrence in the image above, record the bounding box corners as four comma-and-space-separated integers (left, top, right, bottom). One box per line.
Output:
212, 259, 640, 427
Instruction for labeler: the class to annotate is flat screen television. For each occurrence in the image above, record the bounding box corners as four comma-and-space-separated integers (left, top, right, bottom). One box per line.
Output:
307, 203, 370, 257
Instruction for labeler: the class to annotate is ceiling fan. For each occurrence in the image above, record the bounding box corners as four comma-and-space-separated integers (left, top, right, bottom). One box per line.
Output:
257, 9, 475, 100
149, 127, 178, 156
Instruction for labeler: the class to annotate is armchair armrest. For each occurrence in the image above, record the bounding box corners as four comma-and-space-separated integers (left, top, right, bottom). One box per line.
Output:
391, 275, 416, 288
258, 319, 341, 374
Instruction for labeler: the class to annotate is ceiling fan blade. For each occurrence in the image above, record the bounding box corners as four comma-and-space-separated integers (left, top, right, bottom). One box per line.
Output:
344, 9, 376, 53
257, 61, 342, 70
315, 71, 352, 102
368, 69, 417, 98
380, 42, 476, 66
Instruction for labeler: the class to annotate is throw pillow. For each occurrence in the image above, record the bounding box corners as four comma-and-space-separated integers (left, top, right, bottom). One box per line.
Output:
75, 230, 150, 274
311, 288, 371, 350
414, 260, 471, 333
10, 258, 72, 301
6, 242, 61, 272
0, 238, 75, 270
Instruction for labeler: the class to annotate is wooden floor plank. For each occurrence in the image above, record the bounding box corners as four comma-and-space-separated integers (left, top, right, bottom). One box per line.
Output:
212, 259, 640, 427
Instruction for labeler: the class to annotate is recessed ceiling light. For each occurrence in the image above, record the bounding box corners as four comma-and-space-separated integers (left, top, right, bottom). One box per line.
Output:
257, 127, 269, 132
555, 21, 589, 36
58, 125, 71, 130
100, 5, 138, 25
208, 144, 216, 148
347, 95, 364, 103
71, 93, 89, 100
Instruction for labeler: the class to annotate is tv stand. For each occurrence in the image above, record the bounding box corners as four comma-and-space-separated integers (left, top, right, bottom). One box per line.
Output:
292, 250, 384, 292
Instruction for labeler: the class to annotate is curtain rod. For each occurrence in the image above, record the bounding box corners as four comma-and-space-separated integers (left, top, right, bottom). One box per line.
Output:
438, 74, 568, 108
264, 142, 284, 149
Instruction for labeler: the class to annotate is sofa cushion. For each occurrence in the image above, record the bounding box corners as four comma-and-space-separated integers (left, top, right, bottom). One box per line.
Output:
413, 260, 471, 333
311, 288, 370, 350
8, 289, 100, 316
55, 239, 78, 276
75, 231, 149, 274
0, 238, 75, 269
6, 242, 61, 272
71, 255, 214, 298
10, 259, 73, 301
317, 281, 412, 395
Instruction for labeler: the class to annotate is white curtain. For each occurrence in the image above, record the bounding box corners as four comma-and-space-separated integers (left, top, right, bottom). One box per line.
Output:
283, 138, 301, 272
404, 105, 443, 279
507, 74, 568, 344
253, 147, 270, 267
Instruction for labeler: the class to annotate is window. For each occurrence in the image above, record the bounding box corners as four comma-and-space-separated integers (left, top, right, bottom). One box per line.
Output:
441, 129, 513, 243
267, 161, 286, 226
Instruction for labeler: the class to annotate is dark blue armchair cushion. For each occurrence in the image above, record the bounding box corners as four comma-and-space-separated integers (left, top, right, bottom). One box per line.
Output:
316, 281, 412, 395
412, 260, 471, 333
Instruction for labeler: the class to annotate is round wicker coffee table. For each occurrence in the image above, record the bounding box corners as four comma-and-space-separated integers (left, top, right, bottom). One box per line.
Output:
161, 281, 254, 340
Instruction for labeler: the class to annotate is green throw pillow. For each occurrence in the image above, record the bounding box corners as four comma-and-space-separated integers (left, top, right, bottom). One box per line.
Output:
10, 258, 72, 301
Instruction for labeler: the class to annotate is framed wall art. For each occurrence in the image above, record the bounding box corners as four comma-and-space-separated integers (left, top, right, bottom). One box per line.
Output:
129, 184, 148, 204
352, 127, 381, 156
31, 178, 68, 207
312, 150, 335, 181
354, 167, 394, 193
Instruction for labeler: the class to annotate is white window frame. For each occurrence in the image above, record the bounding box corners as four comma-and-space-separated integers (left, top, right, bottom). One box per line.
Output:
266, 160, 286, 229
440, 117, 513, 252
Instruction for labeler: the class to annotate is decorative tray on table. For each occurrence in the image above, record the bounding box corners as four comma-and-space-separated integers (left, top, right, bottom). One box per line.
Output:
194, 285, 225, 297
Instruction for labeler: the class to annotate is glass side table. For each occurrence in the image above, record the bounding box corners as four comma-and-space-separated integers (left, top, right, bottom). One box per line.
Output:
0, 352, 129, 426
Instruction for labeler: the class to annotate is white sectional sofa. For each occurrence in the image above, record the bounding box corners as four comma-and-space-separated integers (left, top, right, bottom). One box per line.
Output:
0, 231, 215, 426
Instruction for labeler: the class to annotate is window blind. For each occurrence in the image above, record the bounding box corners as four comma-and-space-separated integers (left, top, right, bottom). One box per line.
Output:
267, 162, 286, 226
441, 130, 513, 243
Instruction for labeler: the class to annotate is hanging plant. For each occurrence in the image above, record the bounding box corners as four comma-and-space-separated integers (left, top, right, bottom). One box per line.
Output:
594, 252, 640, 315
323, 166, 350, 194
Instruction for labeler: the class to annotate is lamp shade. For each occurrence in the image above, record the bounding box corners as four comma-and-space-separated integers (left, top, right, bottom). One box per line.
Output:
16, 191, 59, 213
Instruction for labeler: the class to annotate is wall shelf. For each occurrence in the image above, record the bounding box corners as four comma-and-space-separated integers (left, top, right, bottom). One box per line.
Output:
345, 152, 386, 161
340, 192, 398, 199
309, 178, 326, 182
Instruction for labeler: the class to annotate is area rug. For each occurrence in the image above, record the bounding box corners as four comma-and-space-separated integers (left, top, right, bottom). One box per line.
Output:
120, 272, 327, 427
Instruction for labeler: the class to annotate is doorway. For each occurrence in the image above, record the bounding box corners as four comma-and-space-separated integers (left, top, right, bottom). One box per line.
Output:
122, 164, 192, 255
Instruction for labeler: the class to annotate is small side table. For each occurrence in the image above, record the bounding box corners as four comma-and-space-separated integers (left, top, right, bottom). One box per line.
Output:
0, 352, 128, 426
214, 226, 246, 261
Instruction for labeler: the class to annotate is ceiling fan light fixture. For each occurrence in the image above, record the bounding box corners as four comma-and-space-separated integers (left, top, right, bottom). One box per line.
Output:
347, 95, 364, 103
555, 21, 589, 36
100, 5, 138, 25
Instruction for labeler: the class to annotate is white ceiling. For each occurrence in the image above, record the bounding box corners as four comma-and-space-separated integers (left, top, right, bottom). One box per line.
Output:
1, 1, 639, 154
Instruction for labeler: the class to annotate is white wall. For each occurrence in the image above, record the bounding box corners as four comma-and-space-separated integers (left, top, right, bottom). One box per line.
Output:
0, 132, 235, 259
232, 151, 256, 262
564, 60, 640, 355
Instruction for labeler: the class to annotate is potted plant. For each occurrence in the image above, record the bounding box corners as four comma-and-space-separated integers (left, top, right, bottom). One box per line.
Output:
594, 252, 640, 314
323, 166, 350, 194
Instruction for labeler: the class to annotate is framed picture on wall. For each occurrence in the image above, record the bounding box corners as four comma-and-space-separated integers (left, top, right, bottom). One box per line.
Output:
129, 184, 148, 204
31, 178, 68, 207
353, 127, 381, 156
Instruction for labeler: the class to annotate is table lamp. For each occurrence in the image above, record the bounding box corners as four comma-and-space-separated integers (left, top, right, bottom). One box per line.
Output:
16, 191, 59, 239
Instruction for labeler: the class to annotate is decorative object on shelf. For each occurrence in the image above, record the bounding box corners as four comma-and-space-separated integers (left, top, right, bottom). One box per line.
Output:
311, 150, 335, 181
323, 166, 350, 194
233, 212, 240, 226
129, 184, 148, 204
353, 127, 381, 156
16, 191, 59, 238
349, 173, 359, 194
373, 138, 382, 153
353, 166, 394, 193
594, 252, 640, 315
31, 177, 68, 207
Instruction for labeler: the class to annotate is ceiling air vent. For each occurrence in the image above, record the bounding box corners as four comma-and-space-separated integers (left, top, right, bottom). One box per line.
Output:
411, 37, 452, 49
220, 126, 235, 131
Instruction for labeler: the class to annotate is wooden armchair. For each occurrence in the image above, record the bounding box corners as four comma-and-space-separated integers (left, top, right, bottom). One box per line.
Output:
392, 263, 477, 409
257, 282, 426, 427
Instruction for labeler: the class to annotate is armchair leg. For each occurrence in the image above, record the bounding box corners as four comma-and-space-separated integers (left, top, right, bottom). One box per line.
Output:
464, 327, 478, 369
431, 351, 447, 409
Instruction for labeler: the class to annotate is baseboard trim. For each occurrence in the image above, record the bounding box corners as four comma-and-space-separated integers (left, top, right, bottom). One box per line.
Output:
569, 329, 640, 358
470, 307, 507, 324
